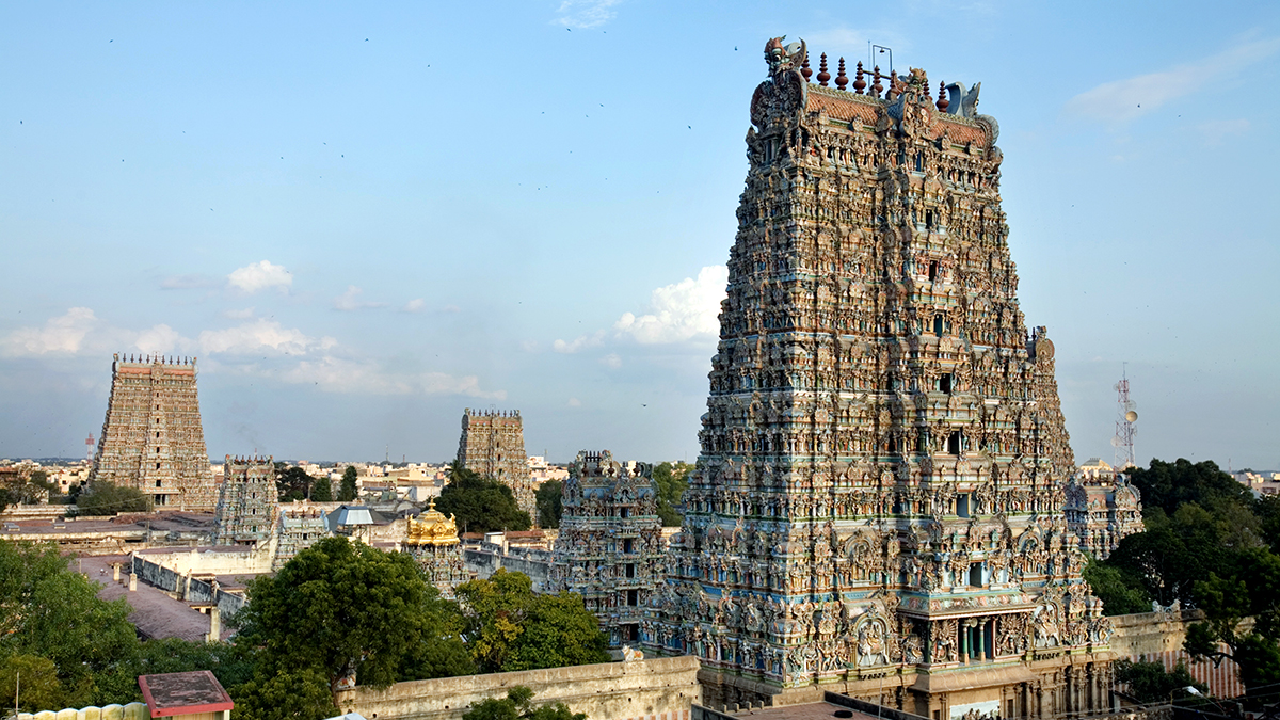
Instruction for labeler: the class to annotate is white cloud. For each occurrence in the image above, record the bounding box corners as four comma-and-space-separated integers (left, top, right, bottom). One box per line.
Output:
1066, 36, 1280, 123
334, 286, 387, 311
279, 355, 505, 399
223, 307, 255, 320
196, 319, 335, 356
568, 397, 582, 407
553, 331, 605, 354
1, 307, 98, 356
227, 260, 293, 293
553, 0, 620, 28
612, 266, 727, 344
600, 353, 622, 369
402, 299, 426, 313
134, 324, 182, 355
802, 27, 911, 59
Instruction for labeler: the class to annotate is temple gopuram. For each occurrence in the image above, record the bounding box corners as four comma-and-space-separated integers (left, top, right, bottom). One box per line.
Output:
642, 37, 1118, 719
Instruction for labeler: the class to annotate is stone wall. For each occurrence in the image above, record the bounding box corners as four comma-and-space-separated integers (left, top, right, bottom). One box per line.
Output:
333, 656, 701, 720
464, 545, 554, 591
16, 702, 150, 720
1109, 609, 1243, 699
131, 554, 247, 616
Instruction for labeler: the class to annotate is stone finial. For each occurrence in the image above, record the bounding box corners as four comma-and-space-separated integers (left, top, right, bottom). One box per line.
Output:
801, 52, 813, 82
871, 66, 884, 98
936, 81, 949, 111
835, 58, 848, 90
817, 53, 830, 86
853, 61, 866, 94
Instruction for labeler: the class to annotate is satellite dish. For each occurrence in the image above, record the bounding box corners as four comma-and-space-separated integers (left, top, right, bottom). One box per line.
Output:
1125, 410, 1138, 422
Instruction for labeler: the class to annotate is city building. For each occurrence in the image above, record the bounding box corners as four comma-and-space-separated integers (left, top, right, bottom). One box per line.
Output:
213, 455, 276, 545
551, 450, 666, 647
643, 39, 1118, 717
402, 498, 468, 596
88, 354, 216, 511
457, 409, 535, 522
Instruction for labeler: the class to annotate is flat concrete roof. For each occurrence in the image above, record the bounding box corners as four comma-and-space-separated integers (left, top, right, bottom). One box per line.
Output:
726, 702, 880, 720
79, 555, 240, 642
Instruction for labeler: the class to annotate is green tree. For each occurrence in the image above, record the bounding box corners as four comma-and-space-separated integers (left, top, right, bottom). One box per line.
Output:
462, 686, 586, 720
0, 540, 141, 706
231, 666, 336, 720
1113, 658, 1205, 703
1125, 458, 1254, 519
74, 481, 151, 515
536, 480, 563, 529
0, 654, 65, 712
454, 569, 608, 674
233, 537, 437, 696
1185, 547, 1280, 690
339, 466, 358, 502
274, 464, 314, 502
312, 477, 334, 502
436, 465, 530, 533
651, 461, 691, 526
1083, 559, 1150, 615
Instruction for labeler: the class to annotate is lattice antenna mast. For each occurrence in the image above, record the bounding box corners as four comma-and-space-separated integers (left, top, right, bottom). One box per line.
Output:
1113, 367, 1137, 469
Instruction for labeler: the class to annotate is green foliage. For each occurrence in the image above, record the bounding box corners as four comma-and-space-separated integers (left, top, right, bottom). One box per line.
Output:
0, 654, 65, 712
234, 537, 433, 694
651, 461, 691, 527
454, 569, 609, 674
75, 481, 151, 515
312, 477, 334, 502
0, 469, 58, 508
274, 464, 314, 502
339, 466, 358, 502
536, 480, 563, 529
436, 464, 531, 533
462, 686, 586, 720
1113, 658, 1205, 703
0, 540, 141, 706
1083, 559, 1150, 615
1125, 459, 1254, 519
230, 666, 336, 720
132, 638, 257, 692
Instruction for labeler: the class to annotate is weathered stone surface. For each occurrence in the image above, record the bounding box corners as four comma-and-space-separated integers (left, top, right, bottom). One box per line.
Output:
642, 38, 1119, 717
89, 355, 215, 511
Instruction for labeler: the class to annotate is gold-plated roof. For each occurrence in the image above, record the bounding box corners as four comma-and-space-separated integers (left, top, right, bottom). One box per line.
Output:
404, 498, 460, 546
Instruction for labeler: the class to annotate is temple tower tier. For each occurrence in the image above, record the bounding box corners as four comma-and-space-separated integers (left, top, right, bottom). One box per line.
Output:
640, 37, 1119, 717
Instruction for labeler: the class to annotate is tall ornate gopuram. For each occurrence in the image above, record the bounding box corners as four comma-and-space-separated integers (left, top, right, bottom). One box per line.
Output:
643, 38, 1116, 718
457, 409, 535, 523
213, 454, 276, 545
550, 450, 666, 647
89, 354, 216, 511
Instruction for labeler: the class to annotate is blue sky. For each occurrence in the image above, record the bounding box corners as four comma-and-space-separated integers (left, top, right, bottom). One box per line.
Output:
2, 1, 1278, 469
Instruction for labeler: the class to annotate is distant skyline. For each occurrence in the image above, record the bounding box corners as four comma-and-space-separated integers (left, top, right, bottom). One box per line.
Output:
3, 1, 1279, 469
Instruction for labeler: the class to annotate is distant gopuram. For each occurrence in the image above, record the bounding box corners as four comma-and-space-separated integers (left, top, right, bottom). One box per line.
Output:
88, 354, 216, 511
643, 38, 1115, 716
214, 454, 276, 545
457, 408, 534, 522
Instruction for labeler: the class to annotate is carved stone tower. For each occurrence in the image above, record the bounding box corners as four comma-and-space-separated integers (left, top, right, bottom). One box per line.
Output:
457, 409, 534, 522
643, 38, 1115, 717
551, 450, 665, 647
89, 354, 216, 511
214, 454, 276, 545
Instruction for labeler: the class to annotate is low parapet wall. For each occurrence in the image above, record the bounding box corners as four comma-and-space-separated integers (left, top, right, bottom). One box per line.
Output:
1109, 609, 1243, 699
334, 656, 701, 720
463, 546, 554, 591
131, 554, 246, 616
16, 702, 148, 720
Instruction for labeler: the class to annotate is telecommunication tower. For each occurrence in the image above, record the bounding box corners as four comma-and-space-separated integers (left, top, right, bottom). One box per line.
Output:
85, 433, 95, 462
1111, 368, 1137, 469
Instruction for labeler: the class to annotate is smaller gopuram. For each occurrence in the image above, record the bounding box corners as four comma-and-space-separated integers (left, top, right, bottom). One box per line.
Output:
89, 354, 216, 510
1065, 474, 1142, 560
457, 409, 534, 523
402, 499, 468, 596
213, 455, 276, 545
551, 450, 665, 647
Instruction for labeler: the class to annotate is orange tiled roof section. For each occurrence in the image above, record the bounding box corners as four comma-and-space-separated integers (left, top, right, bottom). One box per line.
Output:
805, 89, 989, 146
